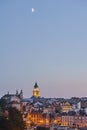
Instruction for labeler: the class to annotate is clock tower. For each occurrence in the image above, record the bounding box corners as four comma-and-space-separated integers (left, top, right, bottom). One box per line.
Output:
33, 83, 40, 98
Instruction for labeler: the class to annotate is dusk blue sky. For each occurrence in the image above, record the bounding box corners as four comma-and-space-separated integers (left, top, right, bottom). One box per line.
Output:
0, 0, 87, 98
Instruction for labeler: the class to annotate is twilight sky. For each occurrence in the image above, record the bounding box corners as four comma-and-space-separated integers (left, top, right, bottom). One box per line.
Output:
0, 0, 87, 98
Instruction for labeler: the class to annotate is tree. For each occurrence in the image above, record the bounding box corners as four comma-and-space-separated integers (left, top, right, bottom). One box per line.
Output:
36, 126, 50, 130
0, 107, 26, 130
0, 99, 7, 111
8, 107, 26, 130
0, 115, 9, 130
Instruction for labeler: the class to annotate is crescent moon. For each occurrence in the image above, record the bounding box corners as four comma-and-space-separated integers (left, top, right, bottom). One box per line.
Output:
32, 8, 35, 13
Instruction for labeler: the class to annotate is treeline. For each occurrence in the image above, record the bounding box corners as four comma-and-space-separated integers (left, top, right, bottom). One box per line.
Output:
36, 126, 50, 130
0, 99, 26, 130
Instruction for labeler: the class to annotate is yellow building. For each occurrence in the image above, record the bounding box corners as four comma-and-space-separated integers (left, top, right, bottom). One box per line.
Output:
26, 112, 50, 126
62, 101, 72, 113
33, 83, 40, 98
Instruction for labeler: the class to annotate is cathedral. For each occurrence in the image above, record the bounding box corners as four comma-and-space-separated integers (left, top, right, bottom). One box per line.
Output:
33, 83, 40, 98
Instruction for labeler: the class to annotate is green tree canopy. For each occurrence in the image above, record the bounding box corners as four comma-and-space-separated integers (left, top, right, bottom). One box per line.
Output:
8, 107, 26, 130
37, 126, 50, 130
0, 107, 26, 130
0, 115, 9, 130
0, 99, 7, 111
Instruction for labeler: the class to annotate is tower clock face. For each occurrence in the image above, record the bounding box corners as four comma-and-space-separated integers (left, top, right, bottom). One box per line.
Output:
36, 91, 38, 95
33, 90, 39, 97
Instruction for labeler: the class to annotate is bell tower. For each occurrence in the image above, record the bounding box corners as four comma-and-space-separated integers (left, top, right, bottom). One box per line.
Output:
33, 82, 40, 98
